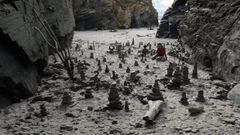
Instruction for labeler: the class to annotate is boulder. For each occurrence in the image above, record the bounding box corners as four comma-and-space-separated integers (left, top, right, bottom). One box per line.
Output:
228, 84, 240, 104
0, 0, 75, 104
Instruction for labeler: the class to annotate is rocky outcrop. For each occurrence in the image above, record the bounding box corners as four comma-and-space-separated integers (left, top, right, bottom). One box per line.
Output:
179, 0, 240, 81
0, 0, 75, 103
158, 0, 240, 81
73, 0, 158, 30
156, 0, 188, 38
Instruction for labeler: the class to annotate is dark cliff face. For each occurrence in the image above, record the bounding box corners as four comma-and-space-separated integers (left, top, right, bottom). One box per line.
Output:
157, 0, 240, 81
0, 0, 75, 103
73, 0, 158, 30
156, 0, 188, 38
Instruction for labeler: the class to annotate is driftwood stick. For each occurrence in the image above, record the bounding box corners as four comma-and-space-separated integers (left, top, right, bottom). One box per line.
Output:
143, 100, 164, 122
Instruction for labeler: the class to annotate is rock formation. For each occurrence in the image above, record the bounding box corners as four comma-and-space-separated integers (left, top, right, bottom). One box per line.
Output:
0, 0, 75, 104
157, 0, 240, 81
73, 0, 158, 30
156, 0, 188, 38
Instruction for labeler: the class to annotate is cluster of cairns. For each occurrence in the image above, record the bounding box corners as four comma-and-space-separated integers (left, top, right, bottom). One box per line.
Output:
179, 90, 206, 106
168, 41, 191, 62
165, 61, 198, 90
108, 41, 130, 56
65, 39, 207, 122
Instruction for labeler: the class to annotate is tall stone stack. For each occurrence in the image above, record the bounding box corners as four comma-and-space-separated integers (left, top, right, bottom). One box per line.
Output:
192, 62, 198, 79
166, 62, 174, 77
182, 65, 190, 84
107, 82, 123, 110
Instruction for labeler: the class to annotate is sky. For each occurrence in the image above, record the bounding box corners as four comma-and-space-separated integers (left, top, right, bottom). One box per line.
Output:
153, 0, 174, 20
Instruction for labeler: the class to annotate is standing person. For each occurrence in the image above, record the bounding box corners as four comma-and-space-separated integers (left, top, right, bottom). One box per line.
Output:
152, 43, 167, 61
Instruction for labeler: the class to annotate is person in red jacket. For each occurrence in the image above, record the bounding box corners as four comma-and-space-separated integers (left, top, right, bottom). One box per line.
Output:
152, 43, 167, 61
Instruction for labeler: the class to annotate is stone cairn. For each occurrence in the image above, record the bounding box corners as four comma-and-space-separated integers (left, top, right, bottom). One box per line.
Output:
126, 67, 131, 73
179, 92, 189, 106
167, 66, 182, 89
75, 44, 80, 51
139, 42, 143, 48
97, 59, 102, 71
116, 44, 122, 54
182, 65, 190, 84
85, 89, 93, 99
109, 45, 114, 54
121, 56, 126, 63
105, 65, 110, 73
166, 62, 174, 77
89, 45, 94, 50
134, 60, 139, 66
119, 63, 123, 69
122, 81, 133, 95
147, 80, 164, 101
107, 82, 123, 110
112, 71, 118, 80
103, 57, 107, 63
192, 62, 198, 79
80, 70, 86, 80
129, 71, 137, 83
126, 41, 130, 46
40, 104, 49, 117
147, 42, 152, 50
131, 38, 135, 45
125, 101, 130, 112
94, 75, 101, 89
90, 52, 94, 59
196, 90, 206, 102
61, 92, 74, 106
128, 48, 131, 54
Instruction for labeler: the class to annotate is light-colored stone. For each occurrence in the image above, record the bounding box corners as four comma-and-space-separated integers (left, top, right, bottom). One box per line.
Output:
228, 84, 240, 104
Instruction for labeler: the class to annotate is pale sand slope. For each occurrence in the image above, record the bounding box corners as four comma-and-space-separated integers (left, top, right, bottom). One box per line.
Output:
0, 28, 239, 135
